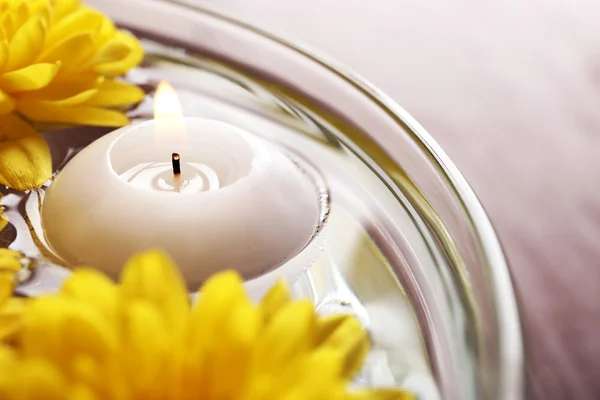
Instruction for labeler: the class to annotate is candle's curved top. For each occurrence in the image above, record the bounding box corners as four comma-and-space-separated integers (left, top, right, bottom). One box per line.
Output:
106, 118, 275, 196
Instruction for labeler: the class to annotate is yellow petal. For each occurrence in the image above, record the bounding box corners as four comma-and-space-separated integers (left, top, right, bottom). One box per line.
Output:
67, 384, 100, 400
92, 35, 131, 65
5, 16, 47, 72
0, 13, 16, 42
17, 101, 129, 126
17, 74, 103, 102
35, 4, 52, 31
11, 1, 31, 36
70, 355, 126, 400
9, 357, 67, 400
0, 297, 27, 341
0, 40, 7, 71
0, 90, 15, 114
190, 271, 247, 340
41, 87, 99, 106
91, 14, 117, 50
259, 278, 291, 323
285, 349, 344, 398
0, 345, 17, 368
84, 79, 144, 107
245, 332, 345, 400
119, 250, 189, 334
38, 32, 95, 67
0, 61, 60, 93
51, 0, 81, 22
253, 300, 316, 373
61, 268, 118, 321
0, 114, 52, 191
45, 7, 103, 48
26, 0, 52, 17
201, 293, 260, 400
0, 347, 18, 392
26, 0, 52, 30
0, 206, 7, 233
93, 31, 144, 76
0, 248, 21, 273
187, 271, 247, 348
181, 271, 252, 398
22, 296, 117, 368
0, 272, 15, 304
121, 301, 170, 396
347, 389, 415, 400
317, 314, 370, 379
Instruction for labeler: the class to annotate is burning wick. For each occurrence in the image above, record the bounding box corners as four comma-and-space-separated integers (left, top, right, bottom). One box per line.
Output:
172, 153, 181, 175
172, 153, 182, 193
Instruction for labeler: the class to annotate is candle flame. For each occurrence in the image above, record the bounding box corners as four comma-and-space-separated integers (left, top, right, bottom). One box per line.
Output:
154, 82, 183, 119
154, 81, 186, 142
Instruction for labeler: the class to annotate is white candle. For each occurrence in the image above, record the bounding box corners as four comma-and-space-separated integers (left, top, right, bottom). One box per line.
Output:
41, 117, 324, 289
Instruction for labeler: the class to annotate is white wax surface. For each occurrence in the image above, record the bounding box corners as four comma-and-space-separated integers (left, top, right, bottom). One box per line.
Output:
41, 118, 322, 288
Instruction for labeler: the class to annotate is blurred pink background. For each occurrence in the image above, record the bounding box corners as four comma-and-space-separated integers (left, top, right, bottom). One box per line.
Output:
198, 0, 600, 398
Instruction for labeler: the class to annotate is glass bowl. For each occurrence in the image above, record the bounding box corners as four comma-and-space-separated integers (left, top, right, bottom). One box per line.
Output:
0, 0, 524, 399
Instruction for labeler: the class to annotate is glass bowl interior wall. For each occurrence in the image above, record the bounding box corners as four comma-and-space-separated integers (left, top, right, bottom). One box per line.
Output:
0, 0, 524, 399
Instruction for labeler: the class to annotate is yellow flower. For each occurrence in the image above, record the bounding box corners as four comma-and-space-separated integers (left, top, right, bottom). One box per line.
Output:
0, 250, 413, 400
0, 0, 144, 127
0, 0, 145, 190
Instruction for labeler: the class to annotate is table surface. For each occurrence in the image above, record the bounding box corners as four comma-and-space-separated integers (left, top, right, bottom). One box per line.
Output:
198, 0, 600, 398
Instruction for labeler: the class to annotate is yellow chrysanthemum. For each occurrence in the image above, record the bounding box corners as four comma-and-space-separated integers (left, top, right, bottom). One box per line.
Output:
0, 0, 145, 190
0, 0, 144, 126
0, 250, 412, 400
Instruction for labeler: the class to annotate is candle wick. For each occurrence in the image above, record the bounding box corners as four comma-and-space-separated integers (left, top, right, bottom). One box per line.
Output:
172, 153, 181, 175
172, 153, 182, 193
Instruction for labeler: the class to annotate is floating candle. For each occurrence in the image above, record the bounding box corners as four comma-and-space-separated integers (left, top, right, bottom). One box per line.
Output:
41, 83, 324, 288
